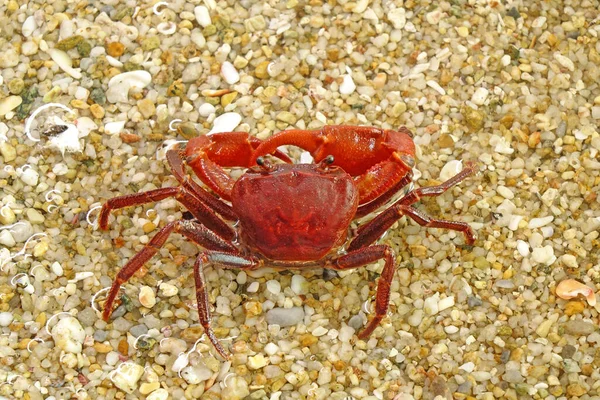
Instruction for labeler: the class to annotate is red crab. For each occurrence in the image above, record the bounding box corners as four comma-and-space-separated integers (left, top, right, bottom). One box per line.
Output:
98, 125, 476, 359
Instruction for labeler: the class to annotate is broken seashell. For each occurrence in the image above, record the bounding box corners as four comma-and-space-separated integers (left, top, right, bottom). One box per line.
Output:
556, 279, 596, 307
47, 48, 82, 79
105, 71, 152, 103
157, 22, 177, 35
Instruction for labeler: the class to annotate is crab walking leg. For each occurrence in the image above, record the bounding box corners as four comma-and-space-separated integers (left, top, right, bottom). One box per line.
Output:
194, 252, 260, 359
102, 220, 236, 322
397, 161, 477, 207
166, 149, 237, 221
99, 186, 235, 240
329, 245, 395, 338
349, 204, 475, 252
355, 172, 413, 218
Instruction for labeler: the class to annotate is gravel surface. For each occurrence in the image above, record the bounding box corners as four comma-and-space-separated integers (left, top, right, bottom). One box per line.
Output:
1, 1, 600, 399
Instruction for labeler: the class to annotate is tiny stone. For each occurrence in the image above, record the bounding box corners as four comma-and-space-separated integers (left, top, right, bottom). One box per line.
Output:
276, 111, 297, 124
290, 275, 307, 295
147, 389, 169, 400
139, 286, 156, 308
266, 279, 281, 295
221, 377, 250, 400
564, 320, 596, 336
107, 42, 125, 57
255, 61, 270, 79
266, 307, 304, 327
110, 363, 144, 393
0, 312, 13, 327
137, 99, 156, 119
247, 354, 268, 370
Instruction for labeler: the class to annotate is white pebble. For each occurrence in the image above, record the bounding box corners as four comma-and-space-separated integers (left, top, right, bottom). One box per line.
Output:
459, 362, 475, 373
439, 160, 462, 181
561, 254, 578, 269
159, 282, 178, 297
181, 365, 212, 384
0, 96, 23, 117
516, 240, 530, 257
508, 215, 523, 231
312, 326, 328, 337
471, 87, 489, 105
208, 112, 242, 134
105, 71, 152, 103
496, 185, 514, 199
264, 342, 279, 356
247, 354, 268, 370
51, 316, 86, 353
147, 389, 169, 400
387, 8, 406, 29
194, 6, 212, 27
0, 230, 15, 247
20, 168, 39, 186
444, 325, 459, 334
426, 80, 446, 95
554, 52, 575, 71
139, 286, 156, 308
408, 309, 423, 326
22, 16, 37, 37
528, 215, 554, 229
247, 281, 259, 293
438, 296, 455, 312
266, 280, 281, 295
290, 275, 307, 295
104, 121, 126, 135
532, 16, 547, 28
47, 49, 81, 79
339, 70, 356, 95
198, 103, 216, 117
338, 325, 355, 342
0, 312, 13, 327
110, 363, 145, 393
424, 294, 440, 315
531, 245, 556, 265
221, 61, 240, 85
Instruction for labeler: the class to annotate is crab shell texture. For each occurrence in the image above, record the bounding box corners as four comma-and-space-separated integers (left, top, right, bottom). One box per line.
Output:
231, 163, 359, 261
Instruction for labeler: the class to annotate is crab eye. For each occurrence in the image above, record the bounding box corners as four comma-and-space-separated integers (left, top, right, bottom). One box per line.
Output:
400, 154, 415, 168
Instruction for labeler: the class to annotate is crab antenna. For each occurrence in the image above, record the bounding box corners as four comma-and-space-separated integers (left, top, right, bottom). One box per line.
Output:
256, 156, 275, 172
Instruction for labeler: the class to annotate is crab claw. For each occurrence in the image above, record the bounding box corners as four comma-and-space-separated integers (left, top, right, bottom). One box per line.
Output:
185, 132, 291, 200
252, 125, 416, 204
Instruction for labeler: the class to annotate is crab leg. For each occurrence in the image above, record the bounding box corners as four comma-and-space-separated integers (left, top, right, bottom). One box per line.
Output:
185, 132, 292, 201
355, 172, 413, 218
166, 149, 236, 221
99, 186, 235, 240
251, 125, 416, 205
194, 252, 260, 359
349, 166, 477, 251
328, 244, 395, 338
102, 220, 237, 322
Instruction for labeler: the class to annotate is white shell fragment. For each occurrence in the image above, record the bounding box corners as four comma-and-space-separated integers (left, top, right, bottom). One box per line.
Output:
221, 61, 240, 84
106, 71, 152, 103
47, 49, 82, 79
51, 316, 85, 353
471, 87, 489, 105
47, 117, 82, 156
208, 112, 242, 134
195, 5, 212, 27
157, 21, 177, 35
556, 279, 596, 306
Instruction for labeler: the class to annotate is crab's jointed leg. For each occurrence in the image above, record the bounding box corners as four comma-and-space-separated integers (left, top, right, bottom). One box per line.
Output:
101, 219, 246, 359
349, 164, 478, 251
98, 186, 235, 241
328, 244, 395, 338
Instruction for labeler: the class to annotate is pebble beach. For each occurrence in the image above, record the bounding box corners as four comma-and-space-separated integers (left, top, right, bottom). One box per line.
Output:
1, 0, 600, 399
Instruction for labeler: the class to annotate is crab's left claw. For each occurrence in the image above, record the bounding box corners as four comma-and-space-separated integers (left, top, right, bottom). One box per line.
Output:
185, 132, 292, 200
252, 125, 416, 206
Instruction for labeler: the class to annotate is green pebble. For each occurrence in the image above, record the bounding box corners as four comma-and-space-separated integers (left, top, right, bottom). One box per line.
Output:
90, 88, 106, 105
76, 40, 91, 57
56, 35, 84, 51
8, 78, 24, 95
142, 36, 160, 51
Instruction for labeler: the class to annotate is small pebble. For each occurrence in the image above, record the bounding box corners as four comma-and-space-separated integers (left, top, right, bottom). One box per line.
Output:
266, 280, 281, 295
139, 286, 156, 308
265, 307, 304, 327
110, 363, 145, 393
51, 316, 86, 353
